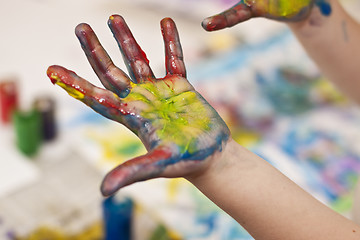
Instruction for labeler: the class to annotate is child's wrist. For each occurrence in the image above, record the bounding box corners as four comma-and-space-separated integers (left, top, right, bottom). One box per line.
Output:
186, 138, 242, 187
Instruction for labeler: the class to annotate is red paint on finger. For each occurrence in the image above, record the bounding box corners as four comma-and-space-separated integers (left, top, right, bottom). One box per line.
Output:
202, 17, 228, 31
202, 3, 252, 31
101, 147, 173, 196
161, 17, 186, 77
108, 15, 152, 80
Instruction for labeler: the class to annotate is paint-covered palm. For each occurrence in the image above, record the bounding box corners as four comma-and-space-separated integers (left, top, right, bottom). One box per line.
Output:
47, 16, 230, 196
202, 0, 332, 31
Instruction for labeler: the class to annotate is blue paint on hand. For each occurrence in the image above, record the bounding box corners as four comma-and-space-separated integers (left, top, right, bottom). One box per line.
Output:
315, 0, 332, 16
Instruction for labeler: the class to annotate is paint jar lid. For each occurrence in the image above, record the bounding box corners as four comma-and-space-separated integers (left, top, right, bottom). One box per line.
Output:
33, 96, 55, 113
33, 96, 57, 141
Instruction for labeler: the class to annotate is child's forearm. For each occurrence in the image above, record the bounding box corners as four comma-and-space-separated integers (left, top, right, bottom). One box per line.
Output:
288, 0, 360, 104
187, 139, 360, 239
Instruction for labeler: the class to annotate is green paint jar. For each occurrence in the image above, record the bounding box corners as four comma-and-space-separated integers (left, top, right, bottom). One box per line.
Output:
14, 109, 42, 156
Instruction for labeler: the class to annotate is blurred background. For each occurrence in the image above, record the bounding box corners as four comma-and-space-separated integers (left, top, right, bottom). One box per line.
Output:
1, 0, 360, 239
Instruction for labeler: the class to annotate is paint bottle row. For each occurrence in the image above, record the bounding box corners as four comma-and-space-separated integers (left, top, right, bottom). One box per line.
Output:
0, 79, 57, 156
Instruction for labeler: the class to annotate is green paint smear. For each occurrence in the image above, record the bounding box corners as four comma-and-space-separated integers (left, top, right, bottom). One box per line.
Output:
244, 0, 312, 17
125, 81, 212, 154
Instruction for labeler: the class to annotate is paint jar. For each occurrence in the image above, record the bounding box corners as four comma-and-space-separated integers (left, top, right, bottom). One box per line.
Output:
0, 80, 18, 124
13, 109, 42, 156
102, 195, 133, 240
33, 97, 57, 141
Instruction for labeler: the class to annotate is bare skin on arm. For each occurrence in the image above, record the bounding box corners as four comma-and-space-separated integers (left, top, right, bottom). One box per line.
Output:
288, 0, 360, 104
189, 139, 360, 239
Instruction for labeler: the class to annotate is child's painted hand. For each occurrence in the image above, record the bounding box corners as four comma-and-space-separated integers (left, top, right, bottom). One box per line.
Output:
202, 0, 332, 31
47, 16, 230, 196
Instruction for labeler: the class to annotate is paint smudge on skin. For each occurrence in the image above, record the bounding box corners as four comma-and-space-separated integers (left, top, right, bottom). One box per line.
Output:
315, 0, 332, 16
242, 0, 312, 18
241, 0, 332, 19
50, 75, 85, 100
126, 81, 212, 154
342, 20, 349, 42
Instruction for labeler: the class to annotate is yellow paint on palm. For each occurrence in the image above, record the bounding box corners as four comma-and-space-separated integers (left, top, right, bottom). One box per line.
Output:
125, 81, 212, 153
244, 0, 311, 17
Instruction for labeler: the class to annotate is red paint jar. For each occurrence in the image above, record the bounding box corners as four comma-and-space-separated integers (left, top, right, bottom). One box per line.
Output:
0, 80, 18, 124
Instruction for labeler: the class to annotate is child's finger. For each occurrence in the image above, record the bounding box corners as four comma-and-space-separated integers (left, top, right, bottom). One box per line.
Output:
202, 3, 253, 31
108, 15, 155, 83
101, 147, 174, 196
160, 18, 186, 78
75, 23, 132, 98
47, 65, 133, 121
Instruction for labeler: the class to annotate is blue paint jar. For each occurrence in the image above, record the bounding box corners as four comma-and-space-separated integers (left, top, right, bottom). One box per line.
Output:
103, 195, 133, 240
